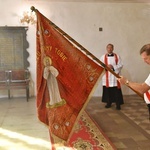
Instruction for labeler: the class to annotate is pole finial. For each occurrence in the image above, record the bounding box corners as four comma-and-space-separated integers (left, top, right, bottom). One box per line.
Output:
31, 6, 36, 12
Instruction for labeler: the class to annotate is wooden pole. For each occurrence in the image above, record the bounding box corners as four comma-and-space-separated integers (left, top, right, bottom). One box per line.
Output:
31, 6, 144, 99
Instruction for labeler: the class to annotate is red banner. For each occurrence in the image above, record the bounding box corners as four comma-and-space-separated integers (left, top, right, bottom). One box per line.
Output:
36, 10, 104, 142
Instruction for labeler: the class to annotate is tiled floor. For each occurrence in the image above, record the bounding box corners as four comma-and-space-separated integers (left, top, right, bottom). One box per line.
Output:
0, 97, 51, 150
86, 95, 150, 150
0, 95, 150, 150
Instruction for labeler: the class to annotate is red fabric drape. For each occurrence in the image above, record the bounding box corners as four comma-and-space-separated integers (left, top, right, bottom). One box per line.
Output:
36, 10, 104, 142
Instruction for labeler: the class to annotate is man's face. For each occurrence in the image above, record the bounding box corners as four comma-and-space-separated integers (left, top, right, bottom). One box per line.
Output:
141, 51, 150, 65
107, 45, 113, 54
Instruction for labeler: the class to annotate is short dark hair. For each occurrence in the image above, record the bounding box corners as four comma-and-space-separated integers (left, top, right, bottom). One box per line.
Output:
107, 43, 114, 48
140, 44, 150, 55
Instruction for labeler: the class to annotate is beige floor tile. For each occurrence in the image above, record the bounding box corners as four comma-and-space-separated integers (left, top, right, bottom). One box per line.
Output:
0, 97, 51, 150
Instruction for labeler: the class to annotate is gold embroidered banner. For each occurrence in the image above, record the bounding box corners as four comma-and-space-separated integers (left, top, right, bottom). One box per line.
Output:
35, 9, 104, 143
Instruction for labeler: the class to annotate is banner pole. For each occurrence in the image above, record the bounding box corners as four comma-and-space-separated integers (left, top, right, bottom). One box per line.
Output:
31, 6, 143, 99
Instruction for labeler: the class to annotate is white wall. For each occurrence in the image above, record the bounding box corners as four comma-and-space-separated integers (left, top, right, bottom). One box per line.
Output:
0, 0, 150, 97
